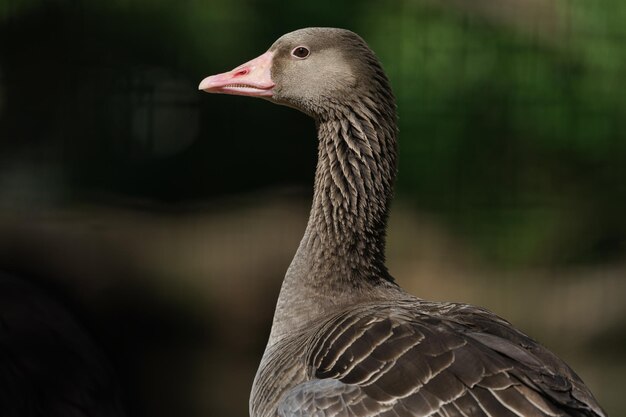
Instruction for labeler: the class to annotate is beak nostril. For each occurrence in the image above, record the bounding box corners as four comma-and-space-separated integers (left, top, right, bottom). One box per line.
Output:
199, 50, 274, 95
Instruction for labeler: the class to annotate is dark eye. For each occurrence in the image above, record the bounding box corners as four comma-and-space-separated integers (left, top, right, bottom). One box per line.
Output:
291, 46, 310, 59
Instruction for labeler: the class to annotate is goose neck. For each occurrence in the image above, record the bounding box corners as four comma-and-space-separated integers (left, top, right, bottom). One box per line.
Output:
300, 101, 397, 284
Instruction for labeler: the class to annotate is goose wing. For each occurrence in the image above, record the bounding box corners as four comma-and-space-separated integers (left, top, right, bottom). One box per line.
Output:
277, 302, 605, 417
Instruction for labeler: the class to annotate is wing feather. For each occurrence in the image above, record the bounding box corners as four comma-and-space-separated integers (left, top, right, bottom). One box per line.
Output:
275, 302, 605, 417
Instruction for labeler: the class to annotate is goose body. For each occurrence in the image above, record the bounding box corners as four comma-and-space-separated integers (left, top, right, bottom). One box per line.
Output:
199, 28, 606, 417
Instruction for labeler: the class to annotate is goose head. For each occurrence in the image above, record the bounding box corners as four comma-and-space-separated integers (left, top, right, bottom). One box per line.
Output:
198, 27, 391, 118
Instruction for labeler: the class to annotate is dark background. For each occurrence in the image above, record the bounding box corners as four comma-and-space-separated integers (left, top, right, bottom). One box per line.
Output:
0, 0, 624, 416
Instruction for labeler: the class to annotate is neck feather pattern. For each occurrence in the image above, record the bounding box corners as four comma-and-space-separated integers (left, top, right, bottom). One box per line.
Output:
303, 93, 398, 285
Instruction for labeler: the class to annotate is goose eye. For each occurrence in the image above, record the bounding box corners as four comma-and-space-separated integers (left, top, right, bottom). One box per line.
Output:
291, 46, 310, 59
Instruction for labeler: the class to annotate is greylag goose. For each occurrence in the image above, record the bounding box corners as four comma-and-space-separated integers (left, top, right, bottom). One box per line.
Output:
199, 28, 606, 417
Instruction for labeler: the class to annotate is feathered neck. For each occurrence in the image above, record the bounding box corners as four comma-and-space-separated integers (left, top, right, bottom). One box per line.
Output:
268, 63, 399, 341
301, 95, 398, 285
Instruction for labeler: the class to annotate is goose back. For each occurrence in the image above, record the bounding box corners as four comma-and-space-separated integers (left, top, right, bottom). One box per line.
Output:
252, 299, 604, 417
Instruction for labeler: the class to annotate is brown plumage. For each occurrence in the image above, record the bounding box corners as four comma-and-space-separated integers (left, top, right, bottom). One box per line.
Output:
199, 27, 607, 417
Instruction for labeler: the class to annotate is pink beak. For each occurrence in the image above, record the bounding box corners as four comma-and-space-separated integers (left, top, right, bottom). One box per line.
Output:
198, 51, 275, 98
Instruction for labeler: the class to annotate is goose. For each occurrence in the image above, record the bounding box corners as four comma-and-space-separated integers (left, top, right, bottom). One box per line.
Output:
199, 28, 606, 417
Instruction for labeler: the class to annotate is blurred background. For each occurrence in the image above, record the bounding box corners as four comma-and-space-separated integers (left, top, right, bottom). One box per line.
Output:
0, 0, 624, 416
